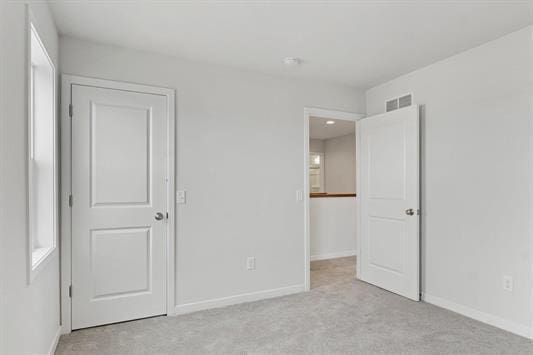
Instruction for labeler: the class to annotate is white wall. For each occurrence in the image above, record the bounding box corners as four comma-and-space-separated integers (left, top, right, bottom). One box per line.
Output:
59, 36, 366, 311
324, 133, 356, 193
0, 2, 61, 354
366, 27, 533, 337
310, 197, 356, 260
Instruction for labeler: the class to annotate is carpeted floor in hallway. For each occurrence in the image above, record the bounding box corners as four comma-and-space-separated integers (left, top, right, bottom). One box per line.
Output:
56, 256, 533, 354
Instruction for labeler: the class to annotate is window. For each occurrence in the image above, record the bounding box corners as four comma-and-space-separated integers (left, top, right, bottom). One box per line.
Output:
28, 21, 57, 280
309, 152, 324, 193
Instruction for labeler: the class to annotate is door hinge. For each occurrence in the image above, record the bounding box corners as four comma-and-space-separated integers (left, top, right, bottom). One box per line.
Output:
69, 285, 72, 298
69, 104, 73, 118
69, 194, 73, 207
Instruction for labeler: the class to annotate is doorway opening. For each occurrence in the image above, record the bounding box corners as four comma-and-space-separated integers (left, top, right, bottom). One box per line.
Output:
303, 108, 363, 291
304, 106, 421, 300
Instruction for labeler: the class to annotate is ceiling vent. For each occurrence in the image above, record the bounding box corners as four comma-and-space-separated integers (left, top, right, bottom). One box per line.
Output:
386, 94, 412, 112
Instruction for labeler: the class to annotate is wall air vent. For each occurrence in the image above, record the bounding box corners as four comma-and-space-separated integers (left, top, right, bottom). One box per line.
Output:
386, 94, 413, 112
386, 98, 398, 112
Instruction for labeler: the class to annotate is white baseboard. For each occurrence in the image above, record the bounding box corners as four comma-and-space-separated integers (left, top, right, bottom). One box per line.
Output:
422, 293, 531, 339
174, 284, 305, 315
47, 326, 62, 355
310, 250, 356, 261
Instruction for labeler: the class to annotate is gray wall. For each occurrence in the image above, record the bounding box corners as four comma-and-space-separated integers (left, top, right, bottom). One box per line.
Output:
309, 134, 356, 193
59, 36, 366, 310
366, 27, 532, 334
324, 134, 356, 193
309, 138, 325, 153
0, 2, 61, 354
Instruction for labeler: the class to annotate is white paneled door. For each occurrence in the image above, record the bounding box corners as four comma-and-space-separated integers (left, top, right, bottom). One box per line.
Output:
357, 105, 420, 301
71, 84, 168, 329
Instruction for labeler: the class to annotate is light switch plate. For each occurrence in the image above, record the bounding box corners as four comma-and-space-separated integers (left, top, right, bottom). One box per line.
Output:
177, 190, 186, 204
246, 257, 256, 270
503, 275, 513, 292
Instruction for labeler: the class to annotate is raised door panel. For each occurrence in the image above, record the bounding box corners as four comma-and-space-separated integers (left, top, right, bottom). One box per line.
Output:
90, 227, 152, 299
91, 103, 151, 207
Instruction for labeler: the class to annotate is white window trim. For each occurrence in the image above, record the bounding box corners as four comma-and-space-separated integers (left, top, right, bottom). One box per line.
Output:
27, 8, 58, 283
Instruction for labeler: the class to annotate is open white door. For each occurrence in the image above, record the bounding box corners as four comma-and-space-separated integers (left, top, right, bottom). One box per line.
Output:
357, 105, 420, 301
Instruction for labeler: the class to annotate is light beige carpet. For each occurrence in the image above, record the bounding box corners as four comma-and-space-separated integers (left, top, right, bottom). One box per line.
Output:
57, 256, 533, 354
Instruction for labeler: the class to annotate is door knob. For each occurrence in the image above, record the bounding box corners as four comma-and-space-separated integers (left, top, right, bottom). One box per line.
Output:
154, 212, 165, 221
405, 209, 415, 216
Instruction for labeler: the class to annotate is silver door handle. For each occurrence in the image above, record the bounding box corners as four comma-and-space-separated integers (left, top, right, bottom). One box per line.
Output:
154, 212, 165, 221
405, 209, 415, 216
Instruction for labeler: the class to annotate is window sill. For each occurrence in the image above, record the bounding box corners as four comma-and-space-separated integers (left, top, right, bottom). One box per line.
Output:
29, 246, 57, 283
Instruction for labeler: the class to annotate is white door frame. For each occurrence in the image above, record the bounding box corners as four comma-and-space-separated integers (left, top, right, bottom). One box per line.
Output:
60, 75, 176, 333
303, 107, 364, 291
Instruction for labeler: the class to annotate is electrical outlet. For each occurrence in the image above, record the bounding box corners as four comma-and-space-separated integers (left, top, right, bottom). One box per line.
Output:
503, 275, 513, 292
246, 257, 256, 270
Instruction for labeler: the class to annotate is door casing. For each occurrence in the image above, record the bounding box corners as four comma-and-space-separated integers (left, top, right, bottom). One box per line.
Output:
60, 75, 176, 333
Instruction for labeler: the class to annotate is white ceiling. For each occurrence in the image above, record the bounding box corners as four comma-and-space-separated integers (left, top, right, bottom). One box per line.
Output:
48, 1, 533, 88
310, 116, 355, 140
